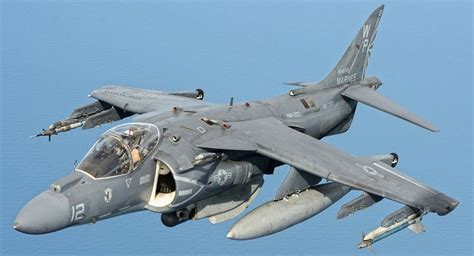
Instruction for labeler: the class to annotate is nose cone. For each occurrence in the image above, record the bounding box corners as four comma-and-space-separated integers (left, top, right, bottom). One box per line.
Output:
14, 191, 71, 234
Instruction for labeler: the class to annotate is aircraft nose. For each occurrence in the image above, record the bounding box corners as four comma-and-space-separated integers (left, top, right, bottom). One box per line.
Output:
14, 191, 71, 234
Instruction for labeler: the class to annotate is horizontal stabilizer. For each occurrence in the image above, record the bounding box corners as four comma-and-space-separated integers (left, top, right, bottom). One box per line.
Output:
341, 86, 439, 132
283, 81, 316, 87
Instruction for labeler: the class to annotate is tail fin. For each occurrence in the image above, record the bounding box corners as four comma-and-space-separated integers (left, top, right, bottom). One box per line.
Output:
320, 5, 384, 87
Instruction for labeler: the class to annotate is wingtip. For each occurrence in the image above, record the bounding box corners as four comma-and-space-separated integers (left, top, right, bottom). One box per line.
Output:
426, 125, 440, 133
283, 82, 301, 86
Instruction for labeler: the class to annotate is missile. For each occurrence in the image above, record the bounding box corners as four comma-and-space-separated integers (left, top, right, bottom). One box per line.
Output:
226, 182, 350, 240
30, 120, 84, 141
31, 101, 127, 141
357, 206, 426, 249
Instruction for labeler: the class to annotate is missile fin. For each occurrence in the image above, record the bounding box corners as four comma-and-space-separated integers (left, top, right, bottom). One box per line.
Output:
408, 222, 425, 234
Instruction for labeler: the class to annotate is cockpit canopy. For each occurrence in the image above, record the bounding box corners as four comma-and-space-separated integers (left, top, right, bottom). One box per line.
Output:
77, 123, 160, 178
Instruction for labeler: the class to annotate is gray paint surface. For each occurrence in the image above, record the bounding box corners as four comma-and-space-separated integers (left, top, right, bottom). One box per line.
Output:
13, 4, 459, 248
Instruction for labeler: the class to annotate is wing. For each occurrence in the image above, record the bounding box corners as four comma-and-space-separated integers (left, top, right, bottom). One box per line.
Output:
90, 86, 215, 114
32, 85, 216, 140
196, 117, 458, 216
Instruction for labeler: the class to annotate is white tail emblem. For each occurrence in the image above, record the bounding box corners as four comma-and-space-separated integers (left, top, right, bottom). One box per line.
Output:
360, 24, 371, 53
362, 24, 371, 39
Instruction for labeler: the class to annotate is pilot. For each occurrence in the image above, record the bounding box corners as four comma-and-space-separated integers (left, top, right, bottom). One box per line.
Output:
124, 126, 144, 166
113, 142, 129, 174
130, 128, 143, 148
122, 126, 141, 147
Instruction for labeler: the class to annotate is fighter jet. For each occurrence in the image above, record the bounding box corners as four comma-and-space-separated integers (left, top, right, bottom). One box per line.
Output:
16, 5, 459, 248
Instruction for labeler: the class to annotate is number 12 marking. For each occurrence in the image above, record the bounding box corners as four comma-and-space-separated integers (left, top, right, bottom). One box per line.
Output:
70, 203, 85, 222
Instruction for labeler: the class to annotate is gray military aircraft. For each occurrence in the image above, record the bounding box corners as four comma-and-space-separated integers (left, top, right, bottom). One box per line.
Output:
15, 5, 459, 248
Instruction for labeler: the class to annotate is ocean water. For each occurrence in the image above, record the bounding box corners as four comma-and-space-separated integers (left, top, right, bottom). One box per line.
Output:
1, 1, 472, 255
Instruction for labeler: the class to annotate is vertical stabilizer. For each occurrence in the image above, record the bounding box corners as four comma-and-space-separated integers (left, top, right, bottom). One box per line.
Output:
319, 5, 384, 88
